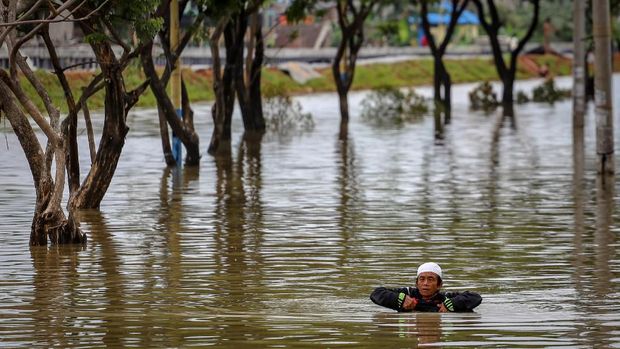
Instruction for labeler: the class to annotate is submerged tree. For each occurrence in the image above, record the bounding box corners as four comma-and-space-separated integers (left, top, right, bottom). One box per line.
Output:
230, 0, 267, 133
140, 0, 205, 166
288, 0, 380, 139
0, 0, 158, 245
331, 0, 377, 139
204, 0, 267, 156
204, 2, 233, 156
420, 0, 470, 124
472, 0, 540, 107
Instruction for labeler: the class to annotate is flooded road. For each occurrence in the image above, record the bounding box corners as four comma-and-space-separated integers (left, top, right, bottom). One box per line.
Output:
0, 77, 619, 348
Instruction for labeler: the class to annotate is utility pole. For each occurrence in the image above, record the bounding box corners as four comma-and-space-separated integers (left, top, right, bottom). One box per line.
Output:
171, 0, 183, 164
573, 0, 586, 130
592, 0, 614, 174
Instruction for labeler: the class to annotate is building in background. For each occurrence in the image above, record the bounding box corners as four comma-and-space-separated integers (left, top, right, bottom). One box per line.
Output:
267, 1, 336, 49
409, 1, 480, 46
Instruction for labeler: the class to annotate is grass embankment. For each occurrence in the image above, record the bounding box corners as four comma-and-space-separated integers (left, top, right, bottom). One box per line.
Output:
24, 54, 619, 113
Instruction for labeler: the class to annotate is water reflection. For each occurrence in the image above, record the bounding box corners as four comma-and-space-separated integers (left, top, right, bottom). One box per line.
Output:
595, 174, 614, 295
213, 133, 265, 311
590, 174, 616, 348
30, 245, 84, 347
77, 211, 126, 347
335, 137, 364, 279
373, 313, 443, 347
2, 78, 620, 348
434, 108, 445, 142
572, 127, 586, 295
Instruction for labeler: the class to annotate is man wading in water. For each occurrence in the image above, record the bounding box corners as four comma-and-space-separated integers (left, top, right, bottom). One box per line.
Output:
370, 262, 482, 312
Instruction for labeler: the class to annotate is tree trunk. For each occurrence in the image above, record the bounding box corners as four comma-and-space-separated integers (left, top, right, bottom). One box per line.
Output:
331, 2, 374, 140
434, 108, 444, 141
592, 0, 615, 174
69, 41, 127, 209
140, 42, 200, 166
502, 74, 514, 108
70, 73, 126, 209
433, 57, 442, 106
0, 79, 85, 245
435, 59, 452, 124
248, 24, 266, 131
333, 54, 350, 140
421, 0, 467, 119
207, 18, 240, 156
181, 78, 199, 164
443, 68, 452, 123
41, 30, 81, 194
157, 104, 176, 166
338, 91, 349, 140
208, 19, 230, 156
232, 10, 254, 130
222, 20, 239, 140
573, 0, 586, 129
239, 10, 265, 131
32, 205, 84, 245
473, 0, 539, 108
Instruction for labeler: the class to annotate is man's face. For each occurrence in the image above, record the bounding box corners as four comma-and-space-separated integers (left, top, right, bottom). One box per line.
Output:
416, 272, 441, 298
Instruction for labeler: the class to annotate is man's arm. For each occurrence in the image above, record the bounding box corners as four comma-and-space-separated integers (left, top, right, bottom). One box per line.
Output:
370, 287, 414, 312
443, 291, 482, 312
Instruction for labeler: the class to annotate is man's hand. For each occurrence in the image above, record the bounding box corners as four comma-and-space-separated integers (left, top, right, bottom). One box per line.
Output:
402, 295, 418, 310
440, 298, 454, 312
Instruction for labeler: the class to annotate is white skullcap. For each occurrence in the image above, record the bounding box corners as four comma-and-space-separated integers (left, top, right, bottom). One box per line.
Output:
417, 262, 442, 278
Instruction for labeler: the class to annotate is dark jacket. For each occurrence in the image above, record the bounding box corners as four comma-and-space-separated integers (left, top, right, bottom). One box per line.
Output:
370, 286, 482, 312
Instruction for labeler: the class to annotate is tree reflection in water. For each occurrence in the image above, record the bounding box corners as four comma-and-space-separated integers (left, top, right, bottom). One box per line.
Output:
30, 245, 83, 347
336, 137, 364, 272
211, 132, 266, 343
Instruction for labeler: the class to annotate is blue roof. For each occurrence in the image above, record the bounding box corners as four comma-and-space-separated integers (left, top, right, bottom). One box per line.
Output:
409, 1, 480, 25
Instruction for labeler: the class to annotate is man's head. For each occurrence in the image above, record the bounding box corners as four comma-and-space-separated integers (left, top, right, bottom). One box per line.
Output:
416, 262, 443, 299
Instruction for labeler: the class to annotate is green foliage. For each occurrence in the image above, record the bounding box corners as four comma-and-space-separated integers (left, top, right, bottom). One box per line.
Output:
495, 0, 538, 38
262, 78, 314, 136
361, 86, 428, 127
263, 94, 315, 139
469, 81, 499, 111
531, 78, 571, 104
376, 20, 399, 38
516, 90, 530, 104
371, 19, 407, 46
135, 17, 164, 42
100, 0, 162, 42
613, 20, 620, 50
286, 0, 316, 23
84, 33, 108, 45
537, 1, 573, 42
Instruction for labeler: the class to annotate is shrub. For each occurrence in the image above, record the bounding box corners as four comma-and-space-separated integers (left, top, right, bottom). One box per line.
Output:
263, 95, 314, 140
531, 78, 571, 103
516, 90, 530, 104
361, 86, 428, 127
469, 81, 499, 111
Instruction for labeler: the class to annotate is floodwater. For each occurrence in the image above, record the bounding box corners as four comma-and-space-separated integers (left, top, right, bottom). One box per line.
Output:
0, 76, 619, 348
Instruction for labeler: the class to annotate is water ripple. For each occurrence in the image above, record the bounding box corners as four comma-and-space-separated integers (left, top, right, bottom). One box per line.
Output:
0, 77, 619, 347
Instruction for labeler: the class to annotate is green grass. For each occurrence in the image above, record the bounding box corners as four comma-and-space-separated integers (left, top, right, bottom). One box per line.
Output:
17, 54, 610, 113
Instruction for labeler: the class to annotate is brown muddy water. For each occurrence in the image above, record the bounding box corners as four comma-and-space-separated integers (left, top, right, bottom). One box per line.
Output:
0, 77, 619, 348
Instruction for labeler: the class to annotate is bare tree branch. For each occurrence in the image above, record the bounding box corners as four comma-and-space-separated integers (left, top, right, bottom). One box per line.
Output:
0, 0, 108, 27
81, 95, 96, 164
9, 0, 82, 58
8, 0, 111, 67
103, 17, 131, 58
0, 71, 60, 147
